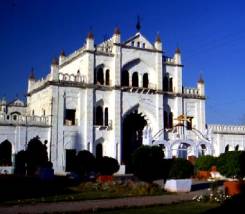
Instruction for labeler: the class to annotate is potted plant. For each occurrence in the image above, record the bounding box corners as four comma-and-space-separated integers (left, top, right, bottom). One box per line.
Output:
217, 151, 245, 196
195, 155, 217, 179
164, 158, 194, 192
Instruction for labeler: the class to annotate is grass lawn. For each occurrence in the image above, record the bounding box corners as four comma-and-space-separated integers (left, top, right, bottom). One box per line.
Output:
0, 175, 167, 205
85, 202, 220, 214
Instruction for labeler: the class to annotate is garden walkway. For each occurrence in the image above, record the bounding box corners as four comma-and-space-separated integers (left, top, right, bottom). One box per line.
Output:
0, 181, 212, 214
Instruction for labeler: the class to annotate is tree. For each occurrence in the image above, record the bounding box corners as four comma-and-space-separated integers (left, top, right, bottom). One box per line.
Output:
75, 150, 96, 177
131, 145, 165, 182
96, 156, 119, 175
26, 136, 49, 175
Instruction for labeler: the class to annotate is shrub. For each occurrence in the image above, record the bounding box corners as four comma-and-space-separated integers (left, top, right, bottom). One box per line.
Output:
75, 150, 96, 177
217, 151, 245, 179
96, 156, 119, 175
131, 145, 165, 182
26, 136, 49, 175
168, 158, 194, 179
195, 155, 217, 171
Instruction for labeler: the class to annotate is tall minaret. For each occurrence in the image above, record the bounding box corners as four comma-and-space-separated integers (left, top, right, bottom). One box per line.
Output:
197, 75, 205, 96
59, 49, 66, 64
28, 67, 36, 93
154, 33, 162, 51
174, 47, 182, 65
86, 31, 95, 50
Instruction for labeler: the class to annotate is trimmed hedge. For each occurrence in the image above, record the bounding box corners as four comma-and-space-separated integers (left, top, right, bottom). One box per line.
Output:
168, 158, 194, 179
217, 151, 245, 179
131, 145, 165, 182
195, 155, 217, 171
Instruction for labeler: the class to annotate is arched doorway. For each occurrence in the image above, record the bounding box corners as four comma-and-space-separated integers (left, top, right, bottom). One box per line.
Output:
0, 140, 12, 166
122, 111, 147, 171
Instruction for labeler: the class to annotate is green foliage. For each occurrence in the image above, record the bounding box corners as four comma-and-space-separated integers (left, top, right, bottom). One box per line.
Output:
131, 145, 165, 182
168, 158, 194, 179
217, 151, 245, 179
97, 156, 120, 175
195, 155, 217, 171
14, 150, 27, 175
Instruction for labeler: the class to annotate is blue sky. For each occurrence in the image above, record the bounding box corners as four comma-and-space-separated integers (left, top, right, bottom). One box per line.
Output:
1, 0, 245, 125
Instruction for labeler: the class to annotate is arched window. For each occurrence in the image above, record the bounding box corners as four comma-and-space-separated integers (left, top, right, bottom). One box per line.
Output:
178, 143, 189, 159
105, 69, 110, 85
0, 140, 12, 166
163, 76, 168, 91
169, 112, 173, 128
122, 70, 129, 86
164, 111, 168, 128
169, 77, 173, 92
143, 73, 149, 88
132, 72, 139, 87
96, 143, 103, 159
225, 145, 229, 153
199, 144, 206, 156
104, 107, 108, 126
97, 68, 104, 85
235, 145, 239, 151
95, 106, 103, 125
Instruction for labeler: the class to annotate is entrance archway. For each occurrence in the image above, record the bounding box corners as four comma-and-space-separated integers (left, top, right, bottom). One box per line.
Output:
122, 111, 147, 171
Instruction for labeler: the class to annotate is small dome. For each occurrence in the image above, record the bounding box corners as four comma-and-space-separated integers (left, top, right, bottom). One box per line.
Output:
51, 57, 59, 65
87, 31, 94, 39
114, 27, 121, 35
175, 47, 181, 54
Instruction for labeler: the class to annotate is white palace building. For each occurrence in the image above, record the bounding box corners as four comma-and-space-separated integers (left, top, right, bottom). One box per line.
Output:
1, 27, 245, 174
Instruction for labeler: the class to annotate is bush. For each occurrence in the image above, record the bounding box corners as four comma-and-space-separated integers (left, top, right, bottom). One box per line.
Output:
75, 150, 96, 177
217, 151, 245, 179
195, 155, 217, 171
131, 145, 165, 182
26, 136, 49, 175
168, 158, 194, 179
97, 156, 119, 175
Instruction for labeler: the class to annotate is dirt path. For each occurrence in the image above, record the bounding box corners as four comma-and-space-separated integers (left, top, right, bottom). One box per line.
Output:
0, 189, 209, 214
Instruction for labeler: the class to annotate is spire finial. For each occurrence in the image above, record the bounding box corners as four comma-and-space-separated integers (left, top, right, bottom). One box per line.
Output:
29, 67, 35, 80
156, 32, 161, 43
198, 73, 204, 84
136, 15, 141, 32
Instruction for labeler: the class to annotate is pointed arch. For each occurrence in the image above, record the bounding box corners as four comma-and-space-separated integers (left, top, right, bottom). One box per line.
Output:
122, 70, 129, 86
163, 76, 168, 91
96, 67, 104, 85
105, 69, 110, 85
132, 72, 139, 87
169, 77, 173, 92
104, 107, 108, 126
143, 73, 149, 88
0, 140, 12, 166
95, 106, 103, 125
225, 144, 229, 153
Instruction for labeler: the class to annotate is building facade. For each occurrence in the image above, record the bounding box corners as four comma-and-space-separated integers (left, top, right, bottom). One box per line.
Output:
1, 28, 245, 174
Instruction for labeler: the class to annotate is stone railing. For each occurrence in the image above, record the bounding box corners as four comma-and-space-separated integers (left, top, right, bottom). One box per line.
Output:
208, 124, 245, 134
183, 87, 199, 96
0, 113, 50, 126
164, 56, 175, 63
58, 73, 87, 83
